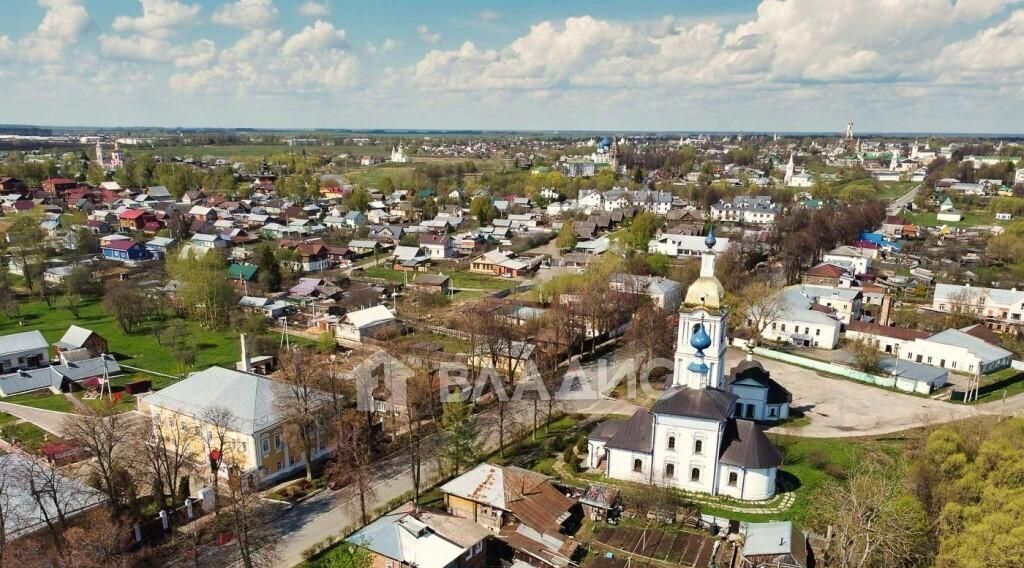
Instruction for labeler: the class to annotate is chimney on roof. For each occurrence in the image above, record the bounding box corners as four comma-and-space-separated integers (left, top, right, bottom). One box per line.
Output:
240, 334, 251, 373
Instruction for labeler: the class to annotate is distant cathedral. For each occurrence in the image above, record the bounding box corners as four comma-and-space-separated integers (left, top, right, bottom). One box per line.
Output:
390, 143, 408, 163
95, 141, 124, 170
587, 229, 792, 501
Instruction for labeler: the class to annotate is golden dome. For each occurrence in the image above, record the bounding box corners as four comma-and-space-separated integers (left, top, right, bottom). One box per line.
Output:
683, 276, 725, 309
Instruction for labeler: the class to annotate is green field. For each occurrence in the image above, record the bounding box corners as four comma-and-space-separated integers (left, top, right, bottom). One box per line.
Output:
0, 420, 52, 452
344, 165, 417, 188
3, 390, 74, 412
771, 434, 905, 523
905, 210, 1002, 227
0, 299, 243, 379
878, 181, 916, 201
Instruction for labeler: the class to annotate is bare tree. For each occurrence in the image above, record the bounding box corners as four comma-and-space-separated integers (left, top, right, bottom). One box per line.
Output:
62, 408, 134, 511
330, 410, 376, 525
223, 465, 278, 568
736, 281, 785, 346
623, 301, 676, 383
137, 412, 199, 508
275, 348, 328, 483
201, 406, 238, 513
813, 460, 928, 568
18, 457, 82, 554
403, 369, 439, 503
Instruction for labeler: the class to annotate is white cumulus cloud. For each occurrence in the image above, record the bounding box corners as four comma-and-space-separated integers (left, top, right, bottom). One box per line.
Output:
298, 1, 330, 17
417, 25, 442, 44
212, 0, 279, 29
113, 0, 201, 38
18, 0, 92, 63
282, 20, 347, 55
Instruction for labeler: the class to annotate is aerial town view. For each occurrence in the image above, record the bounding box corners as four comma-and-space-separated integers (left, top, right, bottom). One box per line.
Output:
1, 1, 1023, 567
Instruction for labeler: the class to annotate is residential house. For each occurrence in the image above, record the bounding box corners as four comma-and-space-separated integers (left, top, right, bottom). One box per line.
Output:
648, 234, 731, 258
608, 273, 684, 311
0, 355, 122, 397
757, 286, 846, 349
710, 196, 778, 225
53, 326, 108, 363
343, 211, 367, 228
144, 366, 330, 486
346, 504, 492, 568
441, 463, 581, 568
101, 240, 150, 264
227, 263, 259, 287
145, 236, 176, 259
0, 331, 49, 373
419, 234, 456, 259
188, 206, 217, 223
823, 246, 872, 275
409, 273, 451, 295
41, 177, 77, 196
931, 283, 1024, 333
348, 239, 382, 256
118, 209, 154, 232
337, 305, 399, 343
802, 263, 849, 287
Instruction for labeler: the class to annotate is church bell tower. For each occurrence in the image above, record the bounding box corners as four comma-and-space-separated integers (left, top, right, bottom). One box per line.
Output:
673, 227, 729, 390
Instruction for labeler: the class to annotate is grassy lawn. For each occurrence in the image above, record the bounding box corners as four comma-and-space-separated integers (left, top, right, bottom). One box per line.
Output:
0, 420, 52, 452
449, 270, 516, 290
970, 367, 1024, 403
771, 434, 905, 524
0, 299, 242, 378
0, 412, 18, 428
3, 390, 75, 412
393, 332, 472, 354
345, 165, 416, 187
905, 210, 1002, 227
877, 181, 916, 201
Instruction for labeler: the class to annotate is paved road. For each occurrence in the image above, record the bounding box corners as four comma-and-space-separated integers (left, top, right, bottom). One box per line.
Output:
272, 400, 544, 567
0, 400, 74, 435
887, 183, 922, 215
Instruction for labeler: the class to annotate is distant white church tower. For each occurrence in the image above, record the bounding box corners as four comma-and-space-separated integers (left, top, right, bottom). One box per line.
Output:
673, 228, 728, 390
845, 120, 854, 140
889, 147, 900, 171
784, 153, 795, 186
390, 143, 408, 163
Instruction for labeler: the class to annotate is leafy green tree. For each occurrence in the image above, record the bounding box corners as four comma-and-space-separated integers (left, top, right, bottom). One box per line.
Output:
256, 244, 282, 292
347, 187, 371, 213
440, 400, 480, 476
556, 221, 577, 250
469, 195, 497, 225
622, 212, 662, 249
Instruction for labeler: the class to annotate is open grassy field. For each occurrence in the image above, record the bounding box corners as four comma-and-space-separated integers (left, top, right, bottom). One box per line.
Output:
905, 210, 1003, 227
771, 434, 906, 523
3, 390, 75, 412
878, 181, 916, 201
344, 165, 417, 188
0, 298, 242, 378
136, 144, 391, 160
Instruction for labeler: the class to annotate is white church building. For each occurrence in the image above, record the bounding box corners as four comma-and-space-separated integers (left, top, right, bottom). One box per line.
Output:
588, 229, 786, 501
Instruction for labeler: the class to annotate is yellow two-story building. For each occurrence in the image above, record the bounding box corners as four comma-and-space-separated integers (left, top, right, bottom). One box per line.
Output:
144, 366, 330, 487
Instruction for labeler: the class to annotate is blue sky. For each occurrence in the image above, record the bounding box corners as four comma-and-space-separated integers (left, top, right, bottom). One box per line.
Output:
1, 0, 1023, 133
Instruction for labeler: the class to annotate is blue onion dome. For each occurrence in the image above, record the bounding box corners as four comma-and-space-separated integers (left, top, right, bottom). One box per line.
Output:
704, 226, 716, 249
691, 323, 712, 350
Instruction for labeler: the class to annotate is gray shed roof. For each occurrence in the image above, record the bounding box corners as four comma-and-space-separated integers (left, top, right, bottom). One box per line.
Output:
0, 330, 48, 357
0, 356, 120, 397
0, 453, 108, 541
55, 325, 96, 350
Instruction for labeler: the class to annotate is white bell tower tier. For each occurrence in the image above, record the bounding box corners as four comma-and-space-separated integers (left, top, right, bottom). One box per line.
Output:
672, 227, 729, 390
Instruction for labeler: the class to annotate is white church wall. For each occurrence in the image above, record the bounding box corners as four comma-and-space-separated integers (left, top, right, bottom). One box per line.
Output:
717, 466, 776, 501
652, 415, 724, 495
606, 448, 653, 484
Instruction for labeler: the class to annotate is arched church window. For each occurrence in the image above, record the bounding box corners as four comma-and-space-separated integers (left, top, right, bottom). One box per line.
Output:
633, 459, 642, 472
728, 472, 738, 486
694, 439, 703, 455
667, 436, 676, 450
690, 467, 701, 482
665, 464, 675, 478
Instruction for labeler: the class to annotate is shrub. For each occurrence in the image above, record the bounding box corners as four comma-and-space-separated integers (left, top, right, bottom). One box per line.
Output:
824, 463, 847, 480
806, 447, 831, 469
